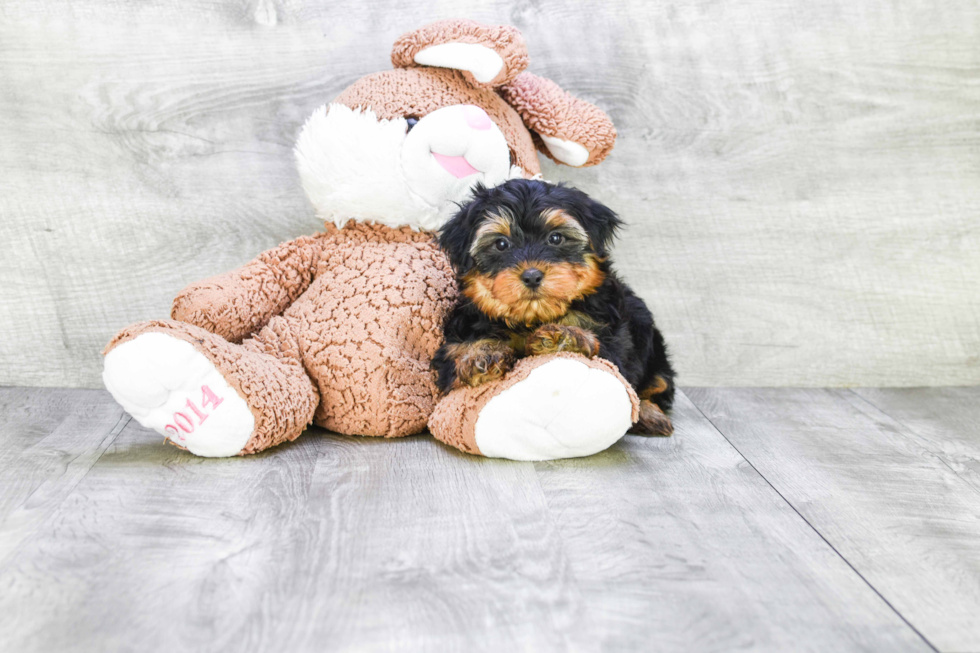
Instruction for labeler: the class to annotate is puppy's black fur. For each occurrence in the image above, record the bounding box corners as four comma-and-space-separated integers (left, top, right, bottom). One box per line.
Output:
433, 179, 675, 434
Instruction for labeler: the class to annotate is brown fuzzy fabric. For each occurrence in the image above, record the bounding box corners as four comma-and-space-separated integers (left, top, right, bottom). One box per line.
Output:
286, 224, 458, 437
104, 320, 319, 455
428, 352, 640, 457
335, 68, 540, 177
167, 223, 458, 440
500, 72, 618, 167
172, 235, 325, 343
391, 19, 529, 88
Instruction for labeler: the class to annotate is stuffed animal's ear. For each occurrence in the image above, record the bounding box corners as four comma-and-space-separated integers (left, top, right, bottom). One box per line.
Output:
391, 19, 529, 88
500, 72, 617, 167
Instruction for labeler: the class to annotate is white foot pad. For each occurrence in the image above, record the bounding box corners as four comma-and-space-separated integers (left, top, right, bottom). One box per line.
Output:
474, 358, 634, 461
103, 332, 255, 457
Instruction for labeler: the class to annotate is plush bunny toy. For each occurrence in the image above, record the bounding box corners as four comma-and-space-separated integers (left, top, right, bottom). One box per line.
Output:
102, 19, 639, 460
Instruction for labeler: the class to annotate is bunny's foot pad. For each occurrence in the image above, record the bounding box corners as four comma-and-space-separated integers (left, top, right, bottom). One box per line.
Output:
103, 332, 255, 457
429, 353, 639, 461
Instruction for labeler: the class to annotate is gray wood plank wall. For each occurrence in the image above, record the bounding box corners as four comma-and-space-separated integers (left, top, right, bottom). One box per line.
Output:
1, 0, 978, 388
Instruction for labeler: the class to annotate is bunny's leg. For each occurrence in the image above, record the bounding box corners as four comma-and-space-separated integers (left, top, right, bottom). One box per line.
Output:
429, 353, 638, 461
103, 317, 318, 457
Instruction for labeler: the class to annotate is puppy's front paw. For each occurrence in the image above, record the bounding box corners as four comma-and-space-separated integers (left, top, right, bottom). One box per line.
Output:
526, 324, 600, 358
454, 340, 516, 388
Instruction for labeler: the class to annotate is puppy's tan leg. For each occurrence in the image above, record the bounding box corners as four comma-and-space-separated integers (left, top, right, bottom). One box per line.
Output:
526, 324, 600, 358
630, 400, 674, 436
449, 340, 516, 388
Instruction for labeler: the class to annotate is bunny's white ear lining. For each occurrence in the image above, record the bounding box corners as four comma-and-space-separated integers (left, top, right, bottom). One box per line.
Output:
414, 43, 504, 84
539, 134, 590, 167
410, 45, 591, 166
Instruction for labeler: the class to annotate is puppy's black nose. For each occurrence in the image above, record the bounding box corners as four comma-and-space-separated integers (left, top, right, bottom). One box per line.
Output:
521, 268, 544, 289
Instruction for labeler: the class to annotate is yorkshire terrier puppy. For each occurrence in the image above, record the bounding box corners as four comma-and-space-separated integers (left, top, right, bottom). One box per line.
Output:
432, 179, 675, 435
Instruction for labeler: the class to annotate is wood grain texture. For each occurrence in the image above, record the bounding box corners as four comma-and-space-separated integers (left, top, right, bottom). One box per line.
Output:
686, 386, 980, 652
1, 0, 978, 388
0, 387, 128, 564
0, 412, 587, 652
853, 387, 980, 493
0, 386, 952, 652
535, 391, 932, 652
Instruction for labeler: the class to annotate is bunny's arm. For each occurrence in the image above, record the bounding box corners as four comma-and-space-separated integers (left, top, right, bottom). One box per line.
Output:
171, 234, 326, 343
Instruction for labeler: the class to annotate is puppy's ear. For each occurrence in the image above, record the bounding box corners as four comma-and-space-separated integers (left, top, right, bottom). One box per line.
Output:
391, 20, 529, 88
573, 192, 623, 258
439, 184, 490, 274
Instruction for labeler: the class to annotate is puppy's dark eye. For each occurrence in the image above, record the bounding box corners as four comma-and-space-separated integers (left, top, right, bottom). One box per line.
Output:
405, 117, 419, 132
494, 237, 510, 252
548, 232, 564, 246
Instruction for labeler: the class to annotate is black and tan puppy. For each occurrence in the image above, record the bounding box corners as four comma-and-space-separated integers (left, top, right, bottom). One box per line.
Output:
432, 179, 675, 435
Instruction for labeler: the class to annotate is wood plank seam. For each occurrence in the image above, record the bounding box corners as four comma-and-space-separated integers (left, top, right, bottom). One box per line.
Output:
683, 392, 941, 653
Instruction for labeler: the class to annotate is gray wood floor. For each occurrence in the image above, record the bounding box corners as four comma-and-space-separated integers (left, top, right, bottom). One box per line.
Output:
0, 387, 977, 652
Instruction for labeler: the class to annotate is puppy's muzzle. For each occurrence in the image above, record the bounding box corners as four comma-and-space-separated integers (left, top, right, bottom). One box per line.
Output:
520, 267, 544, 290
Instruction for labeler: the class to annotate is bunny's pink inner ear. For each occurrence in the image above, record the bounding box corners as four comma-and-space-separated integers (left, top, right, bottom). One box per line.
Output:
500, 72, 617, 167
391, 19, 529, 88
